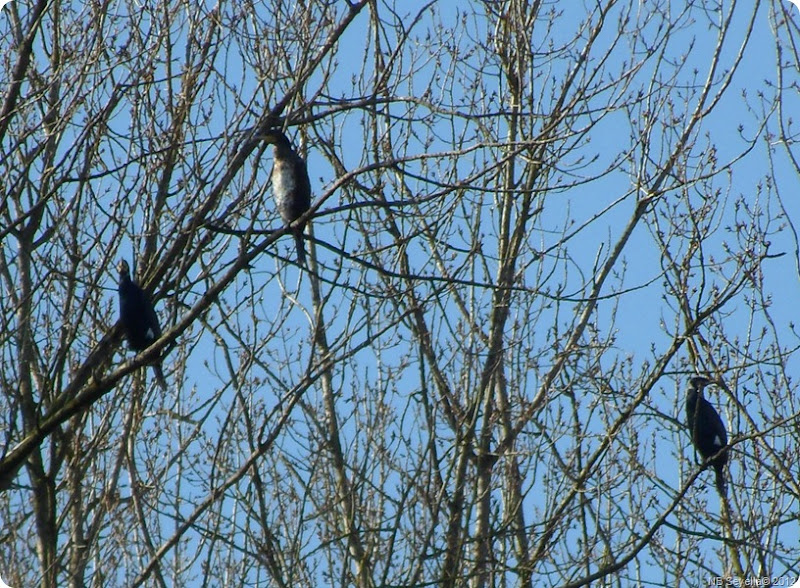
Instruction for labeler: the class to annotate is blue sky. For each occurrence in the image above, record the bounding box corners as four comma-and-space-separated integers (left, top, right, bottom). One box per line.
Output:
2, 0, 800, 585
185, 0, 800, 582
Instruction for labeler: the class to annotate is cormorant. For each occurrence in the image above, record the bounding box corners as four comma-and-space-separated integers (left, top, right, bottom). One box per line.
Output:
685, 376, 728, 495
117, 259, 167, 390
262, 129, 311, 265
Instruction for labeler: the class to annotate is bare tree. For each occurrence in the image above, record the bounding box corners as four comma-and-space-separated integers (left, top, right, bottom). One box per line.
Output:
1, 1, 798, 587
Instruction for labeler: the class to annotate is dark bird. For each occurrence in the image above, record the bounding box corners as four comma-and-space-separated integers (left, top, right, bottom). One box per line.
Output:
685, 376, 728, 495
262, 129, 311, 265
117, 259, 167, 390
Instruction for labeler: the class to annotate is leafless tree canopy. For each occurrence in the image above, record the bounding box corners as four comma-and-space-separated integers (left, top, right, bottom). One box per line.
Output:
1, 1, 799, 586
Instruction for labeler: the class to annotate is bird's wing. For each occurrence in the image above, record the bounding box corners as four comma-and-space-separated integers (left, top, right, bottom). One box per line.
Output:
702, 400, 728, 447
293, 154, 312, 208
144, 298, 162, 341
128, 282, 162, 341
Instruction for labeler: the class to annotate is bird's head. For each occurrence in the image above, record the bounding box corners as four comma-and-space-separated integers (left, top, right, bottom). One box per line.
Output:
689, 375, 716, 391
260, 129, 290, 147
117, 259, 131, 277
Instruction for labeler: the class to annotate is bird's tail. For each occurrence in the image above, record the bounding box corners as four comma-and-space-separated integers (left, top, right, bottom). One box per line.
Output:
293, 230, 306, 266
153, 362, 168, 391
714, 462, 727, 496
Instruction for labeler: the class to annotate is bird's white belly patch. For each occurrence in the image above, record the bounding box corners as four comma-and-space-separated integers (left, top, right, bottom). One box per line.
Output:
273, 163, 296, 195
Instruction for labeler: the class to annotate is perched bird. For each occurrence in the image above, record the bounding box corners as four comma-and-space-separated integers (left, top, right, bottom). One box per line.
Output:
262, 129, 311, 265
685, 376, 728, 495
117, 259, 167, 390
